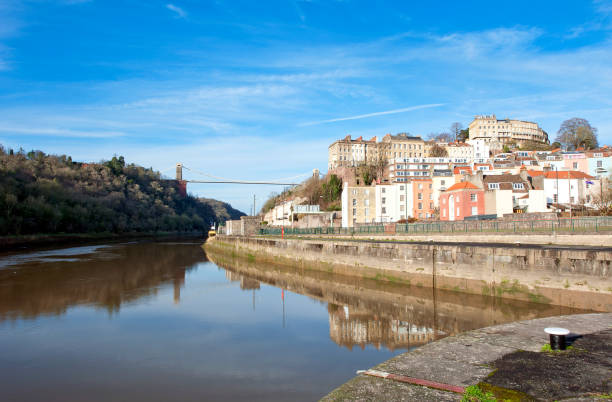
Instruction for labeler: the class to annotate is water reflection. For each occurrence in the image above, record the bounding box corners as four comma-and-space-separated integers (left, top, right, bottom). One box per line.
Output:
0, 241, 205, 320
0, 241, 596, 402
207, 250, 591, 352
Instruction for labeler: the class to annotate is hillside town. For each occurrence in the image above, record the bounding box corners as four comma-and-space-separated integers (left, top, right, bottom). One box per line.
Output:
260, 115, 611, 229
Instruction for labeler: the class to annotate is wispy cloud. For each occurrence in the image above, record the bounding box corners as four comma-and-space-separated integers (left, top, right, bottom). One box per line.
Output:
301, 104, 445, 126
166, 3, 186, 18
0, 125, 125, 138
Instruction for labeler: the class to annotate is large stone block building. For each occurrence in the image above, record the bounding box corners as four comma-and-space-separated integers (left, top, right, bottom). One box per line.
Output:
468, 114, 549, 149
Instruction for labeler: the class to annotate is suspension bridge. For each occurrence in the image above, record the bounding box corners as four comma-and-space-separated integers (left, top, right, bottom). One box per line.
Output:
167, 163, 317, 186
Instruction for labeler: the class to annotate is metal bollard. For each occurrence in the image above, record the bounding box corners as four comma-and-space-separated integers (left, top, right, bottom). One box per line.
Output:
544, 327, 570, 350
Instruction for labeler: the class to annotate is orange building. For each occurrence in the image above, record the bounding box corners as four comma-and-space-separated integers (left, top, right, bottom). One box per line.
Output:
411, 179, 435, 219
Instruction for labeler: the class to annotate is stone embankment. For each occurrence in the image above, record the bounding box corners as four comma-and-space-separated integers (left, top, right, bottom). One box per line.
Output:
208, 235, 612, 311
321, 313, 612, 401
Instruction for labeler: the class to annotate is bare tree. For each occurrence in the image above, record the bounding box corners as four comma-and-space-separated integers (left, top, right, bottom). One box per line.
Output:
429, 143, 448, 157
427, 132, 453, 143
592, 177, 612, 216
556, 118, 599, 150
450, 122, 463, 142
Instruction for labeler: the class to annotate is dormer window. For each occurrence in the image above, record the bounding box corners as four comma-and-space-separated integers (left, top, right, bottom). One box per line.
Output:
513, 183, 524, 190
488, 183, 500, 190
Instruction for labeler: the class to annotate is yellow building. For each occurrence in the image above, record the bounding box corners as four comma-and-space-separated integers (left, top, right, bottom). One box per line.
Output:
328, 133, 429, 170
341, 183, 377, 227
380, 133, 427, 160
468, 114, 549, 148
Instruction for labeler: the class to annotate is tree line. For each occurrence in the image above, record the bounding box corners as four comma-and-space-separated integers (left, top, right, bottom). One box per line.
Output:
0, 147, 244, 236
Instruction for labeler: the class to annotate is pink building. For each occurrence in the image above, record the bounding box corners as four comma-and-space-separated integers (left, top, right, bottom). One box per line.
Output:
439, 182, 485, 221
562, 153, 589, 174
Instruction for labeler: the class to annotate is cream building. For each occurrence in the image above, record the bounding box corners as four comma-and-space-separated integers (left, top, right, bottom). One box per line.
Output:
341, 183, 377, 227
442, 142, 474, 159
380, 133, 427, 160
468, 115, 549, 148
328, 135, 378, 170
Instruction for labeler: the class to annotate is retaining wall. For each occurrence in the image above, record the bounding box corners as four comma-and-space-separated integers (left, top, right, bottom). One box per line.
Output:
207, 236, 612, 311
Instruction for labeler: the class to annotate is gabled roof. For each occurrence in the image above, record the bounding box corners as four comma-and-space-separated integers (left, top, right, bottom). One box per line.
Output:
453, 166, 472, 174
543, 171, 594, 180
446, 182, 480, 191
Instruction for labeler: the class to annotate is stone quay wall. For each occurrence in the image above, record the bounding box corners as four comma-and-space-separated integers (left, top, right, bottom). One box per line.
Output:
208, 236, 612, 312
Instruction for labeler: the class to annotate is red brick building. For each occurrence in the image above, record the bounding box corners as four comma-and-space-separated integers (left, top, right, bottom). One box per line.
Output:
439, 182, 485, 221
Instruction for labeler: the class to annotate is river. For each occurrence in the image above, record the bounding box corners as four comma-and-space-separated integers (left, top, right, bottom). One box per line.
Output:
0, 240, 591, 401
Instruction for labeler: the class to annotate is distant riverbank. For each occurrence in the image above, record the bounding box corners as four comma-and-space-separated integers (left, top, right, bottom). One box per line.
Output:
0, 231, 205, 251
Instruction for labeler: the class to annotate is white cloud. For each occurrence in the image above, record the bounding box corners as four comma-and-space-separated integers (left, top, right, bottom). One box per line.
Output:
0, 125, 125, 138
166, 3, 186, 18
301, 104, 445, 126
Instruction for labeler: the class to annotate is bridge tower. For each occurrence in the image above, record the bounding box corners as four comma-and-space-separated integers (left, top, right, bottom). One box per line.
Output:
176, 163, 187, 197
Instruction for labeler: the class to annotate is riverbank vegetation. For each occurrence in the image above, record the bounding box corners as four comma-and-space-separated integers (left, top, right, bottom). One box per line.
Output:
261, 173, 343, 214
0, 146, 244, 236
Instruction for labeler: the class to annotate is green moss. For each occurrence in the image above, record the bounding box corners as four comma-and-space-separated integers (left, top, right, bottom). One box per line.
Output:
247, 253, 256, 263
477, 382, 535, 401
481, 285, 491, 296
461, 384, 496, 402
564, 279, 570, 289
541, 343, 574, 353
415, 267, 425, 271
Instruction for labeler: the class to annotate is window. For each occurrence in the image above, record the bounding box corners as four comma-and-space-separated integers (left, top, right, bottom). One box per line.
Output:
471, 206, 478, 216
457, 207, 460, 216
429, 193, 433, 200
570, 197, 574, 204
418, 183, 423, 190
418, 202, 422, 209
352, 208, 356, 215
441, 180, 446, 185
364, 208, 369, 217
470, 194, 477, 201
442, 198, 446, 204
597, 160, 603, 167
352, 199, 357, 206
400, 195, 405, 201
400, 185, 404, 191
430, 202, 434, 209
573, 162, 578, 169
418, 193, 422, 200
400, 205, 405, 211
365, 190, 370, 196
442, 209, 446, 217
553, 194, 558, 203
364, 199, 370, 206
488, 183, 500, 190
587, 195, 591, 203
429, 183, 432, 189
419, 213, 423, 218
513, 183, 524, 190
382, 197, 386, 204
382, 188, 386, 193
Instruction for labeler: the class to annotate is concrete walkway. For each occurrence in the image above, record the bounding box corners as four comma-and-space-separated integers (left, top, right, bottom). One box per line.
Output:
321, 313, 612, 401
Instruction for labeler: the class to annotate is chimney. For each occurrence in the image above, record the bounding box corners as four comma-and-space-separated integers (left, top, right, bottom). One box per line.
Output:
176, 163, 183, 181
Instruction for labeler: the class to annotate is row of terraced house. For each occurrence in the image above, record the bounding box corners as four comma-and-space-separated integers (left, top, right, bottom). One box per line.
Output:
330, 115, 611, 227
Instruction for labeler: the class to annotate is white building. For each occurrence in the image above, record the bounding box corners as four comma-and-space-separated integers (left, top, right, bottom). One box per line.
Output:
374, 183, 413, 222
467, 139, 490, 159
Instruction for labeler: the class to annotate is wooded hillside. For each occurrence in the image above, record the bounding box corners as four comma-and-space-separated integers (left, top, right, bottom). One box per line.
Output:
0, 147, 243, 236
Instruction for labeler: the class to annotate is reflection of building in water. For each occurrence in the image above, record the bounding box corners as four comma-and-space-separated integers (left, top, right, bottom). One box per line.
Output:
225, 271, 261, 290
240, 278, 260, 290
328, 304, 436, 351
173, 270, 186, 305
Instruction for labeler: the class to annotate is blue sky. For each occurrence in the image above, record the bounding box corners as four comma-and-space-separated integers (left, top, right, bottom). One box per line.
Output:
1, 0, 612, 213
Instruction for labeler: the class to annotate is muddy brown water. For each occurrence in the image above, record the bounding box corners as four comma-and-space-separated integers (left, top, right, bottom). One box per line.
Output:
0, 240, 592, 401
